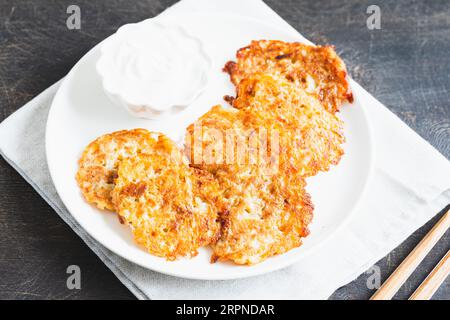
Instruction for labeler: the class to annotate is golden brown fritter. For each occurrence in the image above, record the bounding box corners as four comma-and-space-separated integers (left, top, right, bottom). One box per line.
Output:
233, 74, 345, 177
76, 129, 160, 210
112, 136, 221, 260
211, 173, 313, 265
186, 105, 314, 265
187, 75, 345, 178
224, 40, 353, 113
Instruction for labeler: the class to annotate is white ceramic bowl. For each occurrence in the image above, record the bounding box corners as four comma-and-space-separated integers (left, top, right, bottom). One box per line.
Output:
96, 19, 212, 119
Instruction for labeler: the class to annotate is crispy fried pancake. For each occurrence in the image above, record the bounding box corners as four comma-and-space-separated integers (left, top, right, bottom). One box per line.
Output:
76, 129, 159, 210
212, 173, 313, 265
233, 74, 345, 177
112, 136, 221, 260
186, 106, 314, 264
188, 74, 345, 178
224, 40, 353, 113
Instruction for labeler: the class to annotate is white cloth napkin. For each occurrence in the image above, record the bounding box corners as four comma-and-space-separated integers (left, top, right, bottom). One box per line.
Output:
0, 0, 449, 300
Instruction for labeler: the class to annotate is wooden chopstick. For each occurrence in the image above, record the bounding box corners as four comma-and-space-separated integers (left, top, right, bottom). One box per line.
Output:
370, 209, 450, 300
409, 250, 450, 300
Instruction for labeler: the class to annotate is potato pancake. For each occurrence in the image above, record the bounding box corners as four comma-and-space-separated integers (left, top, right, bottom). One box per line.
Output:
233, 74, 345, 177
224, 40, 353, 113
112, 136, 221, 260
76, 129, 159, 210
211, 172, 313, 265
188, 74, 345, 178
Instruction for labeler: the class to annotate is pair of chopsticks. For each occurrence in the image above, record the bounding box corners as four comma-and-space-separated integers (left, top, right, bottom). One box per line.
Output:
370, 209, 450, 300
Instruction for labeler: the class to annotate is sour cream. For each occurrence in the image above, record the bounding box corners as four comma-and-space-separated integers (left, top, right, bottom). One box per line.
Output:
97, 20, 211, 119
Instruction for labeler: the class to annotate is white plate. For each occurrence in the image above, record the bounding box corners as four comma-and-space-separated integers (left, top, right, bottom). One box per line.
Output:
46, 13, 374, 280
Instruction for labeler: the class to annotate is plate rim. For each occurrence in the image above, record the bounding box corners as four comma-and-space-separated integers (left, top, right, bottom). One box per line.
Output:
45, 12, 375, 280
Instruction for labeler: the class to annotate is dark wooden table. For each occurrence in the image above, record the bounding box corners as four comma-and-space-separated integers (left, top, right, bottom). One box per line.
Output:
0, 0, 448, 300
